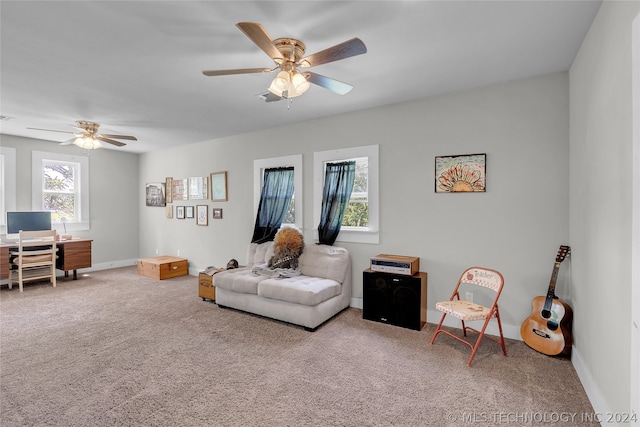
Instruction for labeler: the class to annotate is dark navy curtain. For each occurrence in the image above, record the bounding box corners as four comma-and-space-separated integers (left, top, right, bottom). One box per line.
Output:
317, 161, 356, 246
251, 167, 295, 243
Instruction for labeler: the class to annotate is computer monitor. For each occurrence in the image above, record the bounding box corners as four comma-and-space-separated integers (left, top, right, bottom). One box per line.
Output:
5, 211, 52, 241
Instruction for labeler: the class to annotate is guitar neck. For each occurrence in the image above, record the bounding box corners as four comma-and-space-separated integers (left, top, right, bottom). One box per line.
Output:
547, 262, 561, 298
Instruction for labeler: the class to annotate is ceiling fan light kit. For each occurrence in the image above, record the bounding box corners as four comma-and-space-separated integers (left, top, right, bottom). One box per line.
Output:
73, 136, 102, 150
202, 22, 367, 102
28, 120, 137, 150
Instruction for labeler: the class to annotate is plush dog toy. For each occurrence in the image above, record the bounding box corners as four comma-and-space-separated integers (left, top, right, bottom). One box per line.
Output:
268, 227, 304, 269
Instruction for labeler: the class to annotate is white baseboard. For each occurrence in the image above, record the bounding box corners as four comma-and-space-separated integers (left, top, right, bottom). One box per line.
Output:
88, 259, 138, 272
426, 308, 522, 341
572, 347, 617, 426
89, 260, 202, 278
350, 297, 522, 340
351, 297, 363, 309
351, 297, 611, 426
0, 259, 139, 285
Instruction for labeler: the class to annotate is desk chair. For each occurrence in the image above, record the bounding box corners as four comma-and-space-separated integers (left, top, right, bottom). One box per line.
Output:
9, 230, 58, 292
430, 266, 507, 366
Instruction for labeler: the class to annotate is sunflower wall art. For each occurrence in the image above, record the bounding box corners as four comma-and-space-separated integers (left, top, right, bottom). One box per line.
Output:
435, 153, 486, 193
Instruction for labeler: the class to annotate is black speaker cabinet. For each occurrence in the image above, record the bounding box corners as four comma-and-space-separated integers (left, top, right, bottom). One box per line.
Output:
363, 269, 427, 331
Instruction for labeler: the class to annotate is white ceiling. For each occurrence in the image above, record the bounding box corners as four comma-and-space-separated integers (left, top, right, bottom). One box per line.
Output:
0, 1, 602, 153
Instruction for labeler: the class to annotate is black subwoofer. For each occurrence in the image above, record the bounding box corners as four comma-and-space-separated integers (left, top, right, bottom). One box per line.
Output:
362, 269, 427, 331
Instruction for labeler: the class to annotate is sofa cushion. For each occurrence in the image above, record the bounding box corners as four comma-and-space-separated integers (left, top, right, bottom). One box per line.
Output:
245, 242, 274, 267
298, 244, 350, 283
213, 268, 263, 295
257, 276, 341, 306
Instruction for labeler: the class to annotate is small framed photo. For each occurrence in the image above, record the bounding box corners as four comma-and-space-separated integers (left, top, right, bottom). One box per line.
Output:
145, 182, 166, 207
212, 208, 223, 219
210, 171, 228, 202
185, 206, 195, 219
176, 206, 185, 219
166, 204, 173, 219
165, 177, 173, 203
435, 153, 486, 193
172, 178, 189, 201
196, 205, 208, 226
189, 176, 209, 200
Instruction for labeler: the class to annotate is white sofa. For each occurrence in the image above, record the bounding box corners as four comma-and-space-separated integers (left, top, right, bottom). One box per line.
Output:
214, 241, 352, 331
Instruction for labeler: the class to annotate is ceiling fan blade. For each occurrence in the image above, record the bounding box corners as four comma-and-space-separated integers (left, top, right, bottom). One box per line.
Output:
99, 134, 137, 141
59, 138, 75, 146
305, 72, 353, 95
96, 136, 126, 147
203, 67, 272, 77
300, 38, 367, 68
236, 22, 284, 61
27, 127, 74, 134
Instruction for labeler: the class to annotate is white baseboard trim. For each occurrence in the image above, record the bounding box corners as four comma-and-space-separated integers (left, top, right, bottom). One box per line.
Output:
91, 260, 202, 278
0, 259, 139, 285
88, 259, 138, 272
350, 297, 522, 341
351, 297, 610, 426
426, 308, 522, 341
351, 297, 363, 309
572, 347, 616, 426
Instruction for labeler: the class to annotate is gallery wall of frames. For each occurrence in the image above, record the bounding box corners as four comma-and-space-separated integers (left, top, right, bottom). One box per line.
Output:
144, 171, 227, 227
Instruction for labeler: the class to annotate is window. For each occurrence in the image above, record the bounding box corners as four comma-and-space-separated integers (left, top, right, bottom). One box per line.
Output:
314, 145, 379, 244
43, 159, 79, 222
254, 154, 303, 230
342, 157, 368, 228
0, 147, 17, 230
32, 151, 90, 231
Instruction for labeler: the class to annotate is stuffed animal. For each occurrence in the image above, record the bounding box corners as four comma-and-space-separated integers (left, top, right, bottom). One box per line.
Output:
268, 227, 304, 269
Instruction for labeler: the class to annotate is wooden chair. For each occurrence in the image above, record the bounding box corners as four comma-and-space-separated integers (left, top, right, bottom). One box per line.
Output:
9, 230, 58, 292
430, 266, 507, 366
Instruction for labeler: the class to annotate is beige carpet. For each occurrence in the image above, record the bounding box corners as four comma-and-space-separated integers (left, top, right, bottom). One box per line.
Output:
1, 266, 596, 426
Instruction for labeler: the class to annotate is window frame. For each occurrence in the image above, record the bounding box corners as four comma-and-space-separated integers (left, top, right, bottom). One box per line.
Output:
314, 145, 379, 244
32, 150, 90, 232
0, 147, 17, 231
254, 154, 303, 231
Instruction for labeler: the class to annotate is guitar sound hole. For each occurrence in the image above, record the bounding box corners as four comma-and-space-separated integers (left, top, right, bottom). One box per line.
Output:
541, 309, 551, 319
547, 321, 559, 331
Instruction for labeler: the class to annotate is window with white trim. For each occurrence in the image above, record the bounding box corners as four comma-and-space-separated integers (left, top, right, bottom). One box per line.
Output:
32, 151, 90, 231
314, 145, 379, 244
254, 154, 303, 230
0, 147, 17, 230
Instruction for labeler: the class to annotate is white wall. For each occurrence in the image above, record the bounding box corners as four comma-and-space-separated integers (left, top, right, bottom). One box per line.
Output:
0, 134, 140, 269
632, 9, 640, 421
569, 0, 640, 421
139, 71, 570, 341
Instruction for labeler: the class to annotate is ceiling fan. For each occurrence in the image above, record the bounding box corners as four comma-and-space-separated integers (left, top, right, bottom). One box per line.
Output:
202, 22, 367, 101
28, 120, 137, 149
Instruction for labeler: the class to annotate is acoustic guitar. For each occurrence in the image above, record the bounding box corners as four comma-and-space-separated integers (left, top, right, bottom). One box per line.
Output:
520, 245, 573, 357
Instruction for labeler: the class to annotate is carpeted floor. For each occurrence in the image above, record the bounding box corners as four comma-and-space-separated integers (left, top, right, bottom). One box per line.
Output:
0, 266, 597, 426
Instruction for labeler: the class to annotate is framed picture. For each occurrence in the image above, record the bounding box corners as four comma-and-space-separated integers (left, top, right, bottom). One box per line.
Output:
185, 206, 195, 219
189, 176, 209, 200
196, 205, 208, 226
172, 178, 189, 201
165, 177, 173, 203
435, 153, 486, 193
212, 208, 223, 219
210, 171, 228, 202
145, 182, 166, 207
166, 204, 173, 218
176, 206, 185, 219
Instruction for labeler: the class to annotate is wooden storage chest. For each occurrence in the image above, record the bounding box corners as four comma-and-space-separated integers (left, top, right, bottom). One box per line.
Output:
198, 272, 215, 301
137, 256, 188, 280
